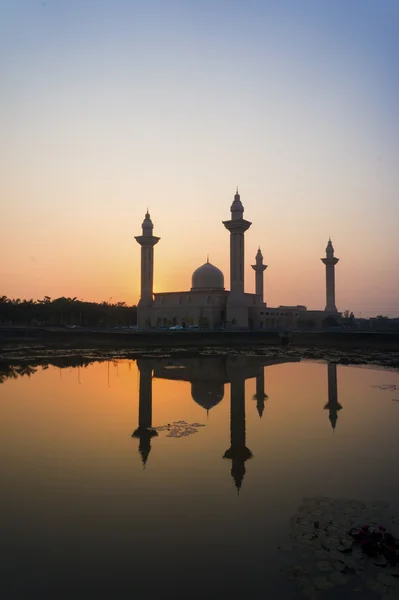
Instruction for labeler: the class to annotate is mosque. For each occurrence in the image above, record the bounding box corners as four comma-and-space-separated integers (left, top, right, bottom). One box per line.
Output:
135, 189, 340, 330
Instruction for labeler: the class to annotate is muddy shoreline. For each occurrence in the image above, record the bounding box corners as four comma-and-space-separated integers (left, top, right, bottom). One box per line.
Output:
1, 344, 399, 372
1, 328, 399, 370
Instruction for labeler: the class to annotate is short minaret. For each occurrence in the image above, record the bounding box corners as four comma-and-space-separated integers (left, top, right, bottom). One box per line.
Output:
135, 211, 160, 328
223, 189, 252, 327
321, 238, 339, 312
251, 248, 267, 304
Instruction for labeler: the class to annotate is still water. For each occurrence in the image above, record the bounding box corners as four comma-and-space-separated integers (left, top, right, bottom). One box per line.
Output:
0, 356, 398, 599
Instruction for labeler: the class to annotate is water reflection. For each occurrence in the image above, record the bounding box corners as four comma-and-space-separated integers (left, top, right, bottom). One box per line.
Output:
130, 356, 345, 491
0, 355, 343, 490
132, 356, 307, 491
325, 362, 342, 431
132, 359, 158, 466
223, 369, 252, 493
0, 362, 38, 383
253, 367, 267, 418
1, 355, 399, 599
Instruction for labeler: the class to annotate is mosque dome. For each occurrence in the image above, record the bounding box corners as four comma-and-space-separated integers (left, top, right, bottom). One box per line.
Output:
191, 261, 224, 291
191, 381, 224, 411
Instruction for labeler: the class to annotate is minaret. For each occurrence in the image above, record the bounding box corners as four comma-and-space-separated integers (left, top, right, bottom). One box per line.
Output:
324, 362, 342, 431
135, 211, 160, 328
321, 238, 339, 312
223, 189, 252, 327
251, 248, 267, 304
132, 359, 158, 465
253, 367, 267, 418
223, 372, 253, 493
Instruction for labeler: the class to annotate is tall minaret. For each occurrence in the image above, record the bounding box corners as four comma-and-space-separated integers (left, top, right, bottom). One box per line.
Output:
135, 211, 160, 329
321, 238, 339, 312
132, 359, 158, 465
251, 248, 267, 304
223, 189, 252, 327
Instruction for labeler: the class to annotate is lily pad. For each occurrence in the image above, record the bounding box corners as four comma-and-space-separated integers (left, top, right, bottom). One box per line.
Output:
313, 576, 334, 590
378, 572, 396, 587
277, 544, 293, 552
316, 561, 333, 572
314, 550, 329, 560
329, 571, 349, 585
374, 557, 388, 567
296, 577, 315, 598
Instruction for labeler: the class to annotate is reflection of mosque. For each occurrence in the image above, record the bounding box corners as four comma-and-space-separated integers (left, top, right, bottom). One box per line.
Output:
132, 357, 342, 488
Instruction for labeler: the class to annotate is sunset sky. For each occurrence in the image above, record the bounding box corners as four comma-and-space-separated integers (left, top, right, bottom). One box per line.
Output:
1, 0, 398, 316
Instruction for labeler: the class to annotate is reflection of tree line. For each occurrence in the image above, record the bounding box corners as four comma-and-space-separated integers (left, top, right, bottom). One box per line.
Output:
0, 364, 38, 384
0, 357, 106, 384
0, 295, 137, 327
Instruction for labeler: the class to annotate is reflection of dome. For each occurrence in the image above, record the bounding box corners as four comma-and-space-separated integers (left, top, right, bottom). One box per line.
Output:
191, 381, 224, 411
191, 262, 224, 291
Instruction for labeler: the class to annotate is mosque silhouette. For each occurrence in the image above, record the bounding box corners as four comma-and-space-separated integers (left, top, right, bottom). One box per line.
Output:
132, 357, 341, 492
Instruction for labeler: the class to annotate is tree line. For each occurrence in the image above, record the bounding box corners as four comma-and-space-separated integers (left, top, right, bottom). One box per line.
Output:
0, 296, 137, 328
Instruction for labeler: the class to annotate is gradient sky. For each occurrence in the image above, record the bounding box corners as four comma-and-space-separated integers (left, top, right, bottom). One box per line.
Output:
1, 0, 398, 316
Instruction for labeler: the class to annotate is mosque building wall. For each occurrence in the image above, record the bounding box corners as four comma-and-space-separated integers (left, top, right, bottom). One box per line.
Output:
151, 290, 228, 329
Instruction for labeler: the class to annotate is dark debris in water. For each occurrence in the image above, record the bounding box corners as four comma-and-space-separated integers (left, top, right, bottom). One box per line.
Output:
371, 385, 398, 391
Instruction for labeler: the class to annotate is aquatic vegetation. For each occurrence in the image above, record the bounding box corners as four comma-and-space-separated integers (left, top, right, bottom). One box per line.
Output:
152, 420, 206, 438
282, 496, 399, 598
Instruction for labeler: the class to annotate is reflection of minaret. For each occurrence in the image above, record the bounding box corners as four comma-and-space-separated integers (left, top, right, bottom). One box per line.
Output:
132, 359, 158, 465
223, 374, 253, 493
324, 363, 342, 431
253, 367, 267, 418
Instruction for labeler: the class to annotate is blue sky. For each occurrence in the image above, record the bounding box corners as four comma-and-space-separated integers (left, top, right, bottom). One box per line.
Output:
1, 0, 398, 315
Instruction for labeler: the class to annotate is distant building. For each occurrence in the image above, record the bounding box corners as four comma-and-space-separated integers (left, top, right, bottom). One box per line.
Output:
135, 190, 340, 330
